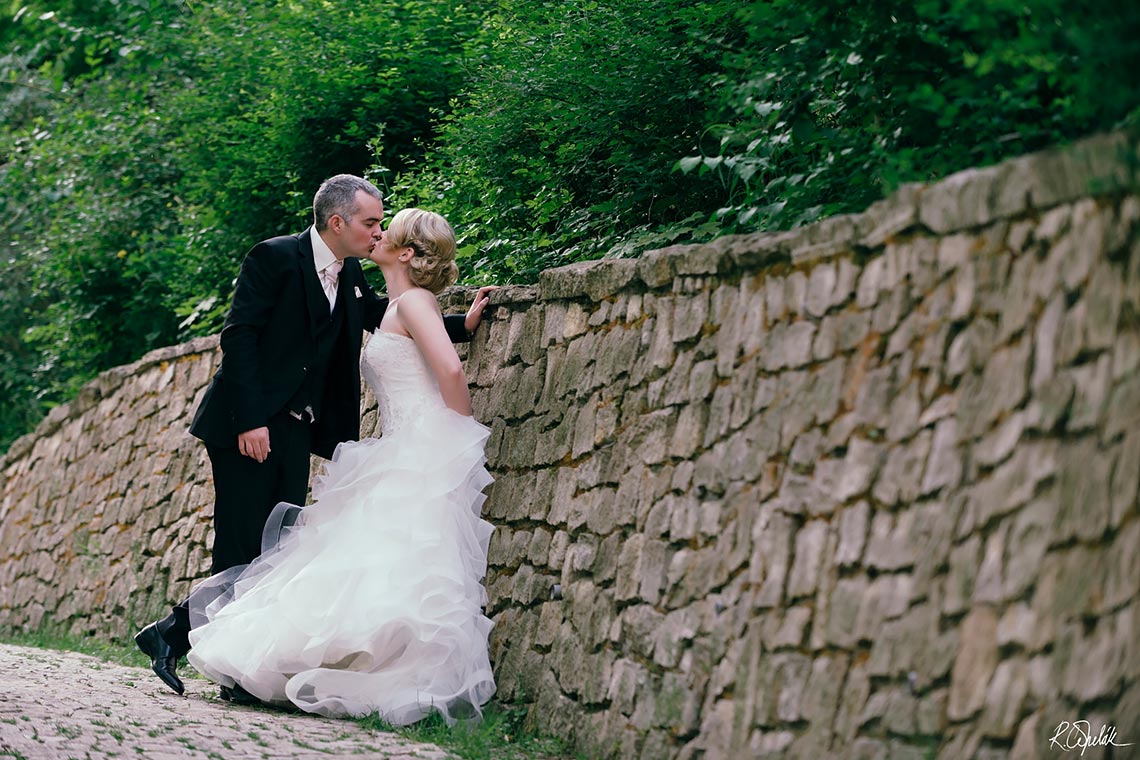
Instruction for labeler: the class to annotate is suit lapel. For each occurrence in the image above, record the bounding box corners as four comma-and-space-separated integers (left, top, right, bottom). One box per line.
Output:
298, 230, 329, 334
341, 259, 363, 343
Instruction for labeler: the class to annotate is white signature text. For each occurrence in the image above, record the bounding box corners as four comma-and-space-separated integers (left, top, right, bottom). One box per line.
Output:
1049, 721, 1133, 755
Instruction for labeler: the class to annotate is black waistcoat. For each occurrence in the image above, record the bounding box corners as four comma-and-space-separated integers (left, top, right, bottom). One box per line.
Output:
288, 288, 347, 420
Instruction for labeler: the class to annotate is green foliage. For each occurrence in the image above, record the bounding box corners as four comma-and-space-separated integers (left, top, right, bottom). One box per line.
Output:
0, 254, 43, 445
165, 0, 485, 267
683, 0, 1140, 233
1, 0, 1136, 451
0, 0, 487, 451
388, 0, 737, 282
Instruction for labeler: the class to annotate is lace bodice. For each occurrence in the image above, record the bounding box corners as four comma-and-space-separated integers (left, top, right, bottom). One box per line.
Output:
361, 331, 448, 436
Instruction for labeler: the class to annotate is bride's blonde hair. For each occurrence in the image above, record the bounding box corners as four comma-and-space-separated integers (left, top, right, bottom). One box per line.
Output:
386, 208, 459, 295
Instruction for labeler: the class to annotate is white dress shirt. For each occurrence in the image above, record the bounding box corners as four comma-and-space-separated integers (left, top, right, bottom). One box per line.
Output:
310, 227, 342, 313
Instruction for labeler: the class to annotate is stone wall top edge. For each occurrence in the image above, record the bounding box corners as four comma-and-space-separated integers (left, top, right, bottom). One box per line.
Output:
916, 129, 1139, 234
357, 131, 1140, 310
531, 128, 1139, 293
436, 284, 539, 312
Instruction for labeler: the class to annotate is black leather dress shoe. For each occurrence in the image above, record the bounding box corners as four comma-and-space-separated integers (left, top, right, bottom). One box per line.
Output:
219, 683, 262, 706
134, 622, 185, 695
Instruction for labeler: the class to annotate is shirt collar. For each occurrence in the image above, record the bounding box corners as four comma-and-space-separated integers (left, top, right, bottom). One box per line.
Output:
310, 226, 341, 273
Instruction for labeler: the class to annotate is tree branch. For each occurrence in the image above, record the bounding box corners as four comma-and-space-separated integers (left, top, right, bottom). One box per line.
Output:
0, 80, 62, 96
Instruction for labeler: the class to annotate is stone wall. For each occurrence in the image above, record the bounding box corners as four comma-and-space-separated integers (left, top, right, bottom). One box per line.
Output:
3, 131, 1139, 758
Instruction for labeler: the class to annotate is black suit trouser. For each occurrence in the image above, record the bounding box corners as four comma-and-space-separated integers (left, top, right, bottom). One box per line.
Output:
156, 411, 313, 657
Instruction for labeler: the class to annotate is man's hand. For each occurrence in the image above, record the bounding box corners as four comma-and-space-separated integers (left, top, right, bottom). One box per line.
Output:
238, 426, 271, 463
463, 286, 500, 333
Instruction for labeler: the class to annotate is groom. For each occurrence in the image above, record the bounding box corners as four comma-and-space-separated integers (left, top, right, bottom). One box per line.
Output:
134, 174, 493, 699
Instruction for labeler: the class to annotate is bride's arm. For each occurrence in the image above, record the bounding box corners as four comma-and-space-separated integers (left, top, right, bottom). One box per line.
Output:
400, 290, 474, 416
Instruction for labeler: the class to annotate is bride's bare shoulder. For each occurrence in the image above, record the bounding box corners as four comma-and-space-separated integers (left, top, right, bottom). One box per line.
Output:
399, 287, 440, 310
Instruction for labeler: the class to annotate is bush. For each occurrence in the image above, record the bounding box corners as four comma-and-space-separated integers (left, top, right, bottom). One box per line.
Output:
386, 0, 739, 282
0, 0, 487, 450
685, 0, 1140, 233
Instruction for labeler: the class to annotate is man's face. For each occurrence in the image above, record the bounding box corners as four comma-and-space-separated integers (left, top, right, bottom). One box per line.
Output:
332, 191, 384, 259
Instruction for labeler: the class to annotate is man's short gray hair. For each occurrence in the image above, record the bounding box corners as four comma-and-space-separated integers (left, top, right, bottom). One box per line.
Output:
313, 175, 383, 231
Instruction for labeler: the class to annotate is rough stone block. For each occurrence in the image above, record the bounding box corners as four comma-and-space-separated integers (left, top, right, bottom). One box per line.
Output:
1110, 430, 1140, 529
824, 578, 867, 648
922, 417, 963, 496
1004, 494, 1057, 601
973, 524, 1009, 604
801, 654, 849, 729
943, 536, 981, 616
805, 262, 838, 317
1106, 371, 1140, 442
947, 318, 997, 379
653, 608, 698, 670
787, 520, 828, 599
948, 606, 1000, 721
871, 282, 912, 335
750, 504, 794, 608
920, 166, 1003, 233
865, 509, 918, 572
859, 183, 921, 249
614, 535, 670, 607
1068, 353, 1113, 431
998, 253, 1037, 342
1057, 609, 1130, 702
1113, 328, 1140, 382
1056, 438, 1112, 542
673, 292, 710, 344
838, 437, 884, 502
772, 653, 813, 723
835, 500, 870, 568
874, 431, 932, 507
540, 258, 639, 302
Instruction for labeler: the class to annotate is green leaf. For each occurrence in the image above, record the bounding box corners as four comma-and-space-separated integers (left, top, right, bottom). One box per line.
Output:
677, 155, 702, 174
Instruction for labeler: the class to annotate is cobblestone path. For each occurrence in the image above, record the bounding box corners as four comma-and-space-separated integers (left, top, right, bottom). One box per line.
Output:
0, 644, 454, 759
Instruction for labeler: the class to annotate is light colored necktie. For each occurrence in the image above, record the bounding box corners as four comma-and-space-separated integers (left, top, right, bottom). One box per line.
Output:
320, 261, 342, 312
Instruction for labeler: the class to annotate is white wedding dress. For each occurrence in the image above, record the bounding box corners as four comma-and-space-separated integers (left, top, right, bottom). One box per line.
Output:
186, 329, 496, 724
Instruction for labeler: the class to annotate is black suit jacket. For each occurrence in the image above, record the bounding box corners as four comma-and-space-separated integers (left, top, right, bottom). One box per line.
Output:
189, 230, 469, 459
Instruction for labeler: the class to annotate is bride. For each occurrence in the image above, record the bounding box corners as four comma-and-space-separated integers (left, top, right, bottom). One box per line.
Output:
186, 208, 496, 725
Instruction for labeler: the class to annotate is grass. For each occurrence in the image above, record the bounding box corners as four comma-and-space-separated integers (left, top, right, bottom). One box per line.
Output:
357, 702, 581, 760
2, 627, 585, 760
0, 627, 148, 669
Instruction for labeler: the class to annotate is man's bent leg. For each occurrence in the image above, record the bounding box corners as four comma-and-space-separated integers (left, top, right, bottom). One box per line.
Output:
139, 414, 312, 696
139, 436, 283, 693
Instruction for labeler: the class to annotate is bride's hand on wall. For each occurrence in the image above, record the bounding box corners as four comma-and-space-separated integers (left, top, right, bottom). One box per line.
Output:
464, 286, 500, 333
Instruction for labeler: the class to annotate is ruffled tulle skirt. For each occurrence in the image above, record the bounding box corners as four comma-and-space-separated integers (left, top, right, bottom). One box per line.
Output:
186, 409, 496, 724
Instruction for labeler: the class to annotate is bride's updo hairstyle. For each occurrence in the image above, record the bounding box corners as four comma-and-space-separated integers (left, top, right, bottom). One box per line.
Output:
386, 208, 459, 295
